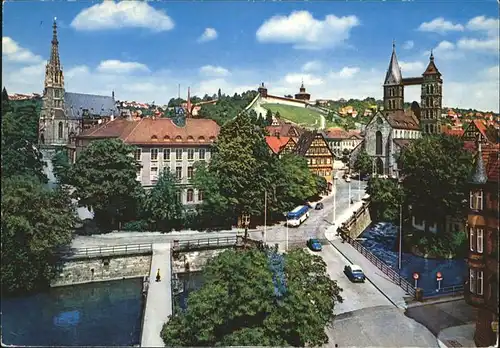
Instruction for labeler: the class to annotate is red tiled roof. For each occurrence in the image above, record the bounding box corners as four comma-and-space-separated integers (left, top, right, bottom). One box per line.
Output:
483, 145, 499, 182
265, 136, 292, 154
384, 110, 420, 130
441, 127, 464, 137
325, 127, 349, 139
78, 117, 220, 145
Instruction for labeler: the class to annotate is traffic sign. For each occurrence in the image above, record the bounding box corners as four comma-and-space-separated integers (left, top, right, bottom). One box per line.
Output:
413, 272, 419, 280
436, 271, 443, 281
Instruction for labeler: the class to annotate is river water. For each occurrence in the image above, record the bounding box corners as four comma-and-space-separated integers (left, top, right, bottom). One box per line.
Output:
359, 222, 467, 296
1, 278, 144, 346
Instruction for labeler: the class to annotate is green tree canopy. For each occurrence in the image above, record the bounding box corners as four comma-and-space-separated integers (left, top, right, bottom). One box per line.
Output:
52, 148, 71, 185
198, 90, 258, 126
1, 107, 46, 183
353, 148, 372, 176
399, 134, 473, 231
66, 139, 145, 230
366, 177, 404, 222
1, 176, 77, 294
143, 169, 184, 231
266, 109, 274, 126
161, 247, 343, 347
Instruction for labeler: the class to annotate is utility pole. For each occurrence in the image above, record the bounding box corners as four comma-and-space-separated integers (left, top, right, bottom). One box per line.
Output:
398, 171, 403, 271
332, 177, 337, 225
264, 190, 267, 244
348, 179, 352, 208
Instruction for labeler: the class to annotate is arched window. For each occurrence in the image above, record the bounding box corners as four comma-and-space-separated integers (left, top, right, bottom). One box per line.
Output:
58, 122, 63, 139
375, 131, 383, 155
198, 190, 204, 201
376, 158, 384, 175
430, 85, 434, 94
187, 189, 194, 202
425, 124, 429, 133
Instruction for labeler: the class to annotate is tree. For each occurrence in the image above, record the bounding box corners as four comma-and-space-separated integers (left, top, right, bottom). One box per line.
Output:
399, 134, 473, 232
314, 174, 328, 196
1, 176, 77, 294
2, 87, 11, 116
143, 169, 184, 231
218, 88, 222, 100
1, 107, 46, 183
193, 113, 274, 226
353, 148, 372, 176
66, 139, 145, 231
52, 148, 71, 185
366, 177, 404, 222
266, 109, 274, 126
161, 247, 343, 347
268, 154, 319, 215
341, 148, 350, 167
168, 98, 186, 108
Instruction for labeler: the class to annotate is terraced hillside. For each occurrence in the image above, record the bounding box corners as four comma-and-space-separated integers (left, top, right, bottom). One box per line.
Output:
262, 104, 323, 128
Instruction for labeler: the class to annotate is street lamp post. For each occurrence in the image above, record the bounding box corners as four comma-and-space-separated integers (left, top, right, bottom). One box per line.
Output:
358, 171, 361, 201
348, 178, 352, 208
332, 176, 337, 225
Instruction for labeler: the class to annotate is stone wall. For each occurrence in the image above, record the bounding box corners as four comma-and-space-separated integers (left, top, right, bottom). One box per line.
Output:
52, 254, 152, 287
340, 202, 372, 239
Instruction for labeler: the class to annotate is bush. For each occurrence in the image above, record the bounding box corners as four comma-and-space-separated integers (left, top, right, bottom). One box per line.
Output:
122, 220, 150, 232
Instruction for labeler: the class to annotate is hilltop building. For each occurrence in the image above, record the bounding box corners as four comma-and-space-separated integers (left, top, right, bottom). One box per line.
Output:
294, 82, 311, 101
38, 19, 119, 158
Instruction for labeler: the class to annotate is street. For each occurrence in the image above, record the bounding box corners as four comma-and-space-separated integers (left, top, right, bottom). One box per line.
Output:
306, 245, 391, 315
72, 178, 367, 250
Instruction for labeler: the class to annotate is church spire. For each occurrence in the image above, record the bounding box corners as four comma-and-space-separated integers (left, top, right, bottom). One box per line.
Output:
50, 17, 61, 70
384, 40, 402, 86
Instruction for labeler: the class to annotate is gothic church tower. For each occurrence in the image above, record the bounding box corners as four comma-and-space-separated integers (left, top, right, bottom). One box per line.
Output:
39, 18, 67, 146
420, 51, 443, 135
383, 42, 404, 112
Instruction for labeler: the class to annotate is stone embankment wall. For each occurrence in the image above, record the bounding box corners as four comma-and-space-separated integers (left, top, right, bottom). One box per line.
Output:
172, 249, 226, 274
52, 255, 152, 287
340, 202, 372, 239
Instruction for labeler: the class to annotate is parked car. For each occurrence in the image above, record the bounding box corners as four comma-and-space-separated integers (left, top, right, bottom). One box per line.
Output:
345, 175, 351, 183
361, 174, 371, 181
306, 238, 322, 251
344, 264, 366, 282
315, 202, 324, 210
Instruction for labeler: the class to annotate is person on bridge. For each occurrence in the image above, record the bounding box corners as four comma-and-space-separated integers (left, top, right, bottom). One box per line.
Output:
156, 268, 161, 282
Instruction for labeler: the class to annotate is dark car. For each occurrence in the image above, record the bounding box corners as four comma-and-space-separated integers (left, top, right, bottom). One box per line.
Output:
315, 202, 324, 210
344, 264, 366, 282
307, 238, 322, 251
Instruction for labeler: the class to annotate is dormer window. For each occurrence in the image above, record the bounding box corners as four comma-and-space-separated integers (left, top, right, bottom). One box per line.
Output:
470, 190, 483, 211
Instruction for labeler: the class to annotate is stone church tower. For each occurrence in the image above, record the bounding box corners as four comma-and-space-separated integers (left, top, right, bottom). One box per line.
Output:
383, 42, 404, 112
420, 51, 443, 135
39, 18, 70, 146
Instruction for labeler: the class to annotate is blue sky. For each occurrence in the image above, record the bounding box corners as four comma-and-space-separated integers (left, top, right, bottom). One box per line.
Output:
2, 1, 499, 111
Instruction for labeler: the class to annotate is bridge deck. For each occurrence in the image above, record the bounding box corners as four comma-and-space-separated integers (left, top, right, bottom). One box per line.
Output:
140, 243, 172, 347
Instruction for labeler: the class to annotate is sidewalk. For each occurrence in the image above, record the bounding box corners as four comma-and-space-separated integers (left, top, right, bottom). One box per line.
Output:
437, 324, 476, 348
140, 243, 172, 348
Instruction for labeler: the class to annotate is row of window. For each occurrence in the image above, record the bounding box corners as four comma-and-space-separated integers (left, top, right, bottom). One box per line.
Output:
308, 146, 330, 155
387, 87, 402, 97
150, 166, 195, 181
331, 141, 358, 148
135, 148, 208, 162
168, 189, 203, 203
469, 228, 484, 253
316, 170, 332, 177
307, 157, 332, 165
469, 269, 484, 295
393, 129, 419, 139
424, 124, 438, 134
387, 99, 400, 110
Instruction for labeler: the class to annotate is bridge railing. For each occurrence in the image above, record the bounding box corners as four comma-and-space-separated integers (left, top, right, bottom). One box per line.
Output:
424, 284, 464, 298
60, 243, 153, 259
172, 236, 238, 251
344, 234, 416, 297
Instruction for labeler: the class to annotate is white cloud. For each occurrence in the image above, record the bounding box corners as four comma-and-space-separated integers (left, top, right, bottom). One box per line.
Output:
425, 40, 464, 60
2, 37, 42, 63
466, 16, 500, 37
418, 17, 464, 34
199, 65, 230, 77
256, 11, 360, 50
198, 28, 218, 43
65, 65, 91, 79
96, 60, 150, 74
328, 66, 360, 79
484, 65, 499, 78
71, 1, 174, 32
283, 73, 324, 86
399, 61, 425, 74
301, 60, 323, 72
456, 37, 498, 52
402, 40, 414, 50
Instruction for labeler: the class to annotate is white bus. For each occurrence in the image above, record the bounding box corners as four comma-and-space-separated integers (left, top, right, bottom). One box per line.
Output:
286, 205, 310, 227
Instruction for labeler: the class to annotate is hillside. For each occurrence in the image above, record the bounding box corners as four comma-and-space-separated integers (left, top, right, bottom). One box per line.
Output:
262, 104, 324, 128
